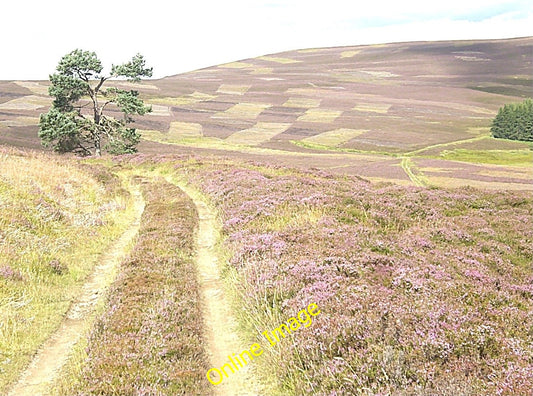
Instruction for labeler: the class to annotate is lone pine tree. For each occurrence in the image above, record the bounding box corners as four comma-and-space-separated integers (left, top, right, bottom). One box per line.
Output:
39, 49, 153, 155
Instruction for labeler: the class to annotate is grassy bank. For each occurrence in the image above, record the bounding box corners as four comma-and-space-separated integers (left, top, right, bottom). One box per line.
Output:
0, 148, 132, 392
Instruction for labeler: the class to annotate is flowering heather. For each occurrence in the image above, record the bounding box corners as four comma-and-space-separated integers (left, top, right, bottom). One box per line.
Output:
160, 158, 533, 395
0, 265, 24, 281
70, 178, 211, 395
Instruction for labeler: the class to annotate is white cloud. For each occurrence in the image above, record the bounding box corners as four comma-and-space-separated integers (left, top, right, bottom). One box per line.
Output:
0, 0, 531, 79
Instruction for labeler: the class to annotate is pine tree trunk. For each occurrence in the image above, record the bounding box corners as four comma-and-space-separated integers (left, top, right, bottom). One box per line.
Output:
91, 89, 102, 156
95, 134, 101, 156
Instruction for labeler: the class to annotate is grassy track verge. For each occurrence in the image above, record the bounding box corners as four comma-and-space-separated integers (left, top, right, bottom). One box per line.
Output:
0, 148, 132, 393
8, 177, 144, 396
62, 176, 211, 395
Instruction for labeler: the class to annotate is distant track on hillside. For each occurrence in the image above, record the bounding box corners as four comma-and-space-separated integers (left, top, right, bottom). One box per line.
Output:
7, 183, 145, 396
405, 134, 490, 156
401, 157, 427, 187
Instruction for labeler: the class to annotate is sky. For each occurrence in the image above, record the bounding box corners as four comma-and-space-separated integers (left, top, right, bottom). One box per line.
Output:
0, 0, 531, 80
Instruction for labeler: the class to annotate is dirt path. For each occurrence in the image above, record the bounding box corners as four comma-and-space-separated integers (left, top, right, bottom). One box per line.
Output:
400, 157, 426, 187
8, 183, 145, 396
177, 182, 263, 396
405, 134, 489, 156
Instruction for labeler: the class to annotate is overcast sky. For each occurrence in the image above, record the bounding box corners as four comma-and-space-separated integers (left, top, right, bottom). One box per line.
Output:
0, 0, 531, 80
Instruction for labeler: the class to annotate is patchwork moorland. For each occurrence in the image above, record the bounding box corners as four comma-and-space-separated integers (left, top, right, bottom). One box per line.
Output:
1, 37, 532, 189
0, 37, 532, 395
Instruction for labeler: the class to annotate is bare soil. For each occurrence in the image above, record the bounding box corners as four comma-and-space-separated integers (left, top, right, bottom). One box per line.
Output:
178, 182, 264, 395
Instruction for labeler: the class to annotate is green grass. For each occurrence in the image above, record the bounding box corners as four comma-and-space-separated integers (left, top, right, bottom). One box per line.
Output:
437, 148, 533, 165
400, 157, 428, 187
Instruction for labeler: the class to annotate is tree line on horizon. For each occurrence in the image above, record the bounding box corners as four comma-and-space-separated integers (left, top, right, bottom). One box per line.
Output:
491, 98, 533, 142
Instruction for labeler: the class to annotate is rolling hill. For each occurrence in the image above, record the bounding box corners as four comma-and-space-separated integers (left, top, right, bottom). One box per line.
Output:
1, 37, 532, 189
1, 38, 532, 395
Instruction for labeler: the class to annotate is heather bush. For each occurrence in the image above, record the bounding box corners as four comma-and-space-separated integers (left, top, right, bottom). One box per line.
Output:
69, 178, 211, 395
173, 159, 532, 395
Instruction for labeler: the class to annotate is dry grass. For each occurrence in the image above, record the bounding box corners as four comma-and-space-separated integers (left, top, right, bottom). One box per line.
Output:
13, 81, 49, 96
297, 108, 343, 123
225, 122, 291, 146
112, 81, 159, 91
139, 129, 226, 150
148, 104, 171, 117
282, 98, 321, 108
216, 84, 251, 95
476, 168, 533, 180
249, 67, 274, 75
0, 149, 131, 393
0, 95, 51, 111
427, 175, 533, 191
258, 56, 301, 64
303, 128, 367, 147
153, 96, 198, 106
0, 116, 40, 127
218, 62, 254, 69
149, 92, 216, 106
213, 102, 271, 120
353, 103, 391, 114
340, 50, 361, 58
168, 121, 203, 138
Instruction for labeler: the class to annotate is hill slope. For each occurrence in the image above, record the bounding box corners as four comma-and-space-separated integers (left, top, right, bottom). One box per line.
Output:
1, 38, 532, 188
145, 37, 532, 153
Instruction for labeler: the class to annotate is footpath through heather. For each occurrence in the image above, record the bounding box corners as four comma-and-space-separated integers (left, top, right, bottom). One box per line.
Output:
176, 181, 264, 396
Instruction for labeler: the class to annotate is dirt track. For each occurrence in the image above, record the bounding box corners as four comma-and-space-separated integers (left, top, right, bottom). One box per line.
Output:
177, 181, 263, 395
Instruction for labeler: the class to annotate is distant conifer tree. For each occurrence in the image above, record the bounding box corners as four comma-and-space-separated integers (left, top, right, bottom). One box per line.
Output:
491, 98, 533, 142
